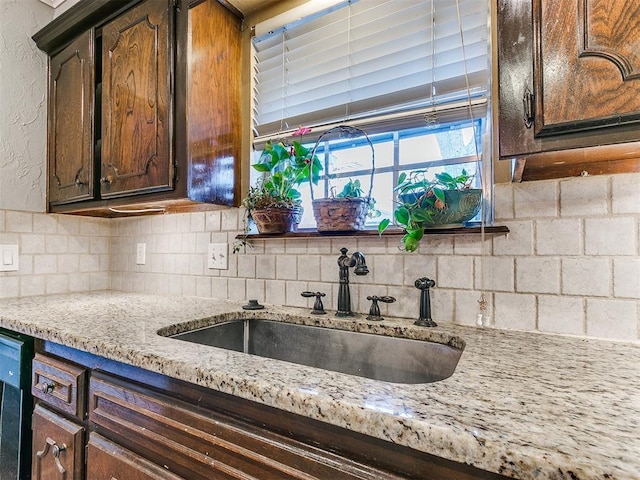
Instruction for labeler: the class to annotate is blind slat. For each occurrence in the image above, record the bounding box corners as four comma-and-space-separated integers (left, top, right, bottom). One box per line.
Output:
252, 0, 489, 138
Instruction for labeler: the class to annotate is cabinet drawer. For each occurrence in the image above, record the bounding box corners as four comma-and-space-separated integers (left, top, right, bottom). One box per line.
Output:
32, 353, 87, 420
89, 372, 400, 480
32, 404, 84, 480
87, 433, 185, 480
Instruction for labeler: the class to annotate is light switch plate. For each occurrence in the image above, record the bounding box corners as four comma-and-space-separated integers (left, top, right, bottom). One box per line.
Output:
136, 243, 146, 265
0, 244, 19, 272
208, 243, 228, 270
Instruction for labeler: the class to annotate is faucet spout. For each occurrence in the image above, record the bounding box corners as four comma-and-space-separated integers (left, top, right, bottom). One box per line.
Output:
336, 247, 368, 317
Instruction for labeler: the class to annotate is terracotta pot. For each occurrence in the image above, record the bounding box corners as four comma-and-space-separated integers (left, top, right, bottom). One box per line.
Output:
251, 206, 303, 234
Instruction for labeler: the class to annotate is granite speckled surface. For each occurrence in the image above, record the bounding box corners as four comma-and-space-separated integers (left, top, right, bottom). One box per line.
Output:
0, 291, 638, 480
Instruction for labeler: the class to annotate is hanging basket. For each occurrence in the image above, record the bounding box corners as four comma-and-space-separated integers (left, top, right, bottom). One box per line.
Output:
309, 126, 375, 232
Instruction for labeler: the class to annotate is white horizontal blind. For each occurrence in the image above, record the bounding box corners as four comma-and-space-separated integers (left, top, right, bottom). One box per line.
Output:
252, 0, 489, 140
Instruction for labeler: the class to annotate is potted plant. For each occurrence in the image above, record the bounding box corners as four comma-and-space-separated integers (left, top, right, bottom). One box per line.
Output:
378, 169, 482, 252
313, 178, 379, 232
243, 140, 322, 234
308, 125, 377, 232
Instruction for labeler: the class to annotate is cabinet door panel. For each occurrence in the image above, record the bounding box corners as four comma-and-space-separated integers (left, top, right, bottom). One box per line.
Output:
184, 0, 241, 206
101, 0, 173, 199
48, 30, 94, 205
87, 433, 185, 480
31, 405, 84, 480
534, 0, 640, 136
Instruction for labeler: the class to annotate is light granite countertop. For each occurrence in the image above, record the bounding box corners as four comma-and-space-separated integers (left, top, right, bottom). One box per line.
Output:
0, 291, 638, 480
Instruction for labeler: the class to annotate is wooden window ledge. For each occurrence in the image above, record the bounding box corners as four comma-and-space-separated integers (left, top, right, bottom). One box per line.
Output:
235, 224, 509, 240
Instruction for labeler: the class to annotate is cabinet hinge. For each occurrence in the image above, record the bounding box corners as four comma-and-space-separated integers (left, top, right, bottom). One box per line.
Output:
523, 87, 535, 129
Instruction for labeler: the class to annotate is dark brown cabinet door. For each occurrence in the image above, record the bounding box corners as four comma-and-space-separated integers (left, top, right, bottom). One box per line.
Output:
48, 30, 95, 205
31, 405, 84, 480
182, 0, 241, 206
498, 0, 640, 175
101, 0, 173, 199
87, 433, 185, 480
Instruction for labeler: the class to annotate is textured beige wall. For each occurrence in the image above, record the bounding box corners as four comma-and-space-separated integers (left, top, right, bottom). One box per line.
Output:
0, 0, 52, 212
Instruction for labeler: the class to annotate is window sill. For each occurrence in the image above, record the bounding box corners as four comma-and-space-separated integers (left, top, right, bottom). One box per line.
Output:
235, 223, 509, 240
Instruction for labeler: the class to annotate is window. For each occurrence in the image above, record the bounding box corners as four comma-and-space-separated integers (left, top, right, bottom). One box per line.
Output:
251, 0, 491, 229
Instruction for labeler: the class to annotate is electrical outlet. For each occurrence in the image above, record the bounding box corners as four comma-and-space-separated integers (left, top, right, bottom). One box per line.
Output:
136, 243, 146, 265
208, 243, 228, 270
0, 244, 19, 272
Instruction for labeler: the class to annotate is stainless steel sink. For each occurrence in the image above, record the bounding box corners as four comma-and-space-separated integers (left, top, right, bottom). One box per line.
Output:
169, 319, 463, 384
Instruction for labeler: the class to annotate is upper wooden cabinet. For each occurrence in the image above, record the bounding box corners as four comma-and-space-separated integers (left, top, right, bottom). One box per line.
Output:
34, 0, 242, 216
100, 0, 173, 199
48, 30, 95, 205
497, 0, 640, 180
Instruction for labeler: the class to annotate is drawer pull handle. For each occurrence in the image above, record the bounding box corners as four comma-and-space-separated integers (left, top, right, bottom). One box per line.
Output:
35, 437, 68, 475
40, 382, 56, 394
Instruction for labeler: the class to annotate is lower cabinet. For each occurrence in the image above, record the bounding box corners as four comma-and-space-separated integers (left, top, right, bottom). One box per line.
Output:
31, 405, 84, 480
33, 344, 509, 480
86, 433, 185, 480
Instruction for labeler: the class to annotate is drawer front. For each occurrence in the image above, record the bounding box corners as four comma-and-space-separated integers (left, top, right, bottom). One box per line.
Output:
32, 405, 84, 480
32, 353, 86, 420
87, 433, 185, 480
89, 372, 399, 480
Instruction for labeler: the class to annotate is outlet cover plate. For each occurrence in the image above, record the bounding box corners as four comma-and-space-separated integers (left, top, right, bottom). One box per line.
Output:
208, 243, 229, 270
0, 244, 19, 272
136, 243, 146, 265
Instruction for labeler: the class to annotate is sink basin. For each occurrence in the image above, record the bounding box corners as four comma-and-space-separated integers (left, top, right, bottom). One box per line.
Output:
168, 319, 463, 384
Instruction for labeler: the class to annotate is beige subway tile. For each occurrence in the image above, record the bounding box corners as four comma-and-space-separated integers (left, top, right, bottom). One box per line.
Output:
20, 276, 45, 297
494, 183, 514, 220
90, 236, 109, 254
57, 254, 79, 273
17, 255, 33, 274
356, 236, 388, 254
175, 213, 191, 233
181, 275, 197, 296
0, 211, 5, 231
612, 173, 640, 214
34, 255, 57, 274
163, 214, 178, 233
238, 254, 257, 278
0, 277, 19, 298
492, 221, 533, 256
513, 180, 558, 218
494, 292, 536, 331
195, 232, 209, 254
246, 279, 266, 304
56, 215, 80, 235
516, 257, 560, 294
264, 239, 286, 254
373, 254, 404, 285
475, 256, 514, 292
181, 233, 197, 254
320, 255, 337, 283
403, 254, 437, 287
418, 235, 454, 254
614, 259, 640, 299
285, 281, 309, 308
256, 254, 276, 279
437, 256, 474, 289
219, 253, 238, 277
91, 272, 110, 291
6, 211, 33, 233
33, 214, 57, 233
297, 255, 320, 282
560, 176, 608, 217
386, 285, 417, 319
276, 255, 297, 280
536, 219, 581, 255
205, 211, 221, 231
46, 274, 69, 294
69, 273, 89, 292
69, 235, 91, 254
79, 254, 100, 272
454, 236, 492, 255
20, 234, 45, 254
221, 208, 239, 232
585, 217, 637, 256
188, 254, 204, 276
561, 258, 610, 297
586, 299, 638, 341
265, 279, 286, 305
538, 295, 584, 335
431, 288, 455, 323
196, 276, 212, 297
45, 235, 69, 254
285, 238, 308, 254
454, 290, 491, 326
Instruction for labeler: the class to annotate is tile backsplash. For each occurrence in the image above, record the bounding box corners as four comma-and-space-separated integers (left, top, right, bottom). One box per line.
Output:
1, 172, 638, 342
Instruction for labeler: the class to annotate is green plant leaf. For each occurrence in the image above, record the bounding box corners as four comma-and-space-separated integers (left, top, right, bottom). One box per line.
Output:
377, 218, 390, 235
433, 187, 445, 204
252, 162, 271, 173
395, 206, 409, 226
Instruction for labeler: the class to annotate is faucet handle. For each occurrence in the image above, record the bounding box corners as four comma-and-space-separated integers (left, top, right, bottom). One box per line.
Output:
301, 291, 326, 315
366, 295, 396, 321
